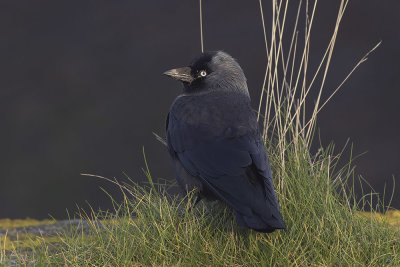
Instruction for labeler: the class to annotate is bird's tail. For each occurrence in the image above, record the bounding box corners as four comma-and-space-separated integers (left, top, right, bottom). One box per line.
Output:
234, 210, 286, 233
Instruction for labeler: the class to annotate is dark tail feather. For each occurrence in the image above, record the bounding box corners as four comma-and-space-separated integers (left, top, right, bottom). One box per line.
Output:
234, 210, 286, 233
197, 174, 286, 233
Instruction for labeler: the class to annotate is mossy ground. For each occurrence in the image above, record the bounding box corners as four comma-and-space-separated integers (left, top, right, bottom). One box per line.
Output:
0, 218, 57, 251
2, 211, 398, 252
0, 218, 55, 229
1, 176, 399, 266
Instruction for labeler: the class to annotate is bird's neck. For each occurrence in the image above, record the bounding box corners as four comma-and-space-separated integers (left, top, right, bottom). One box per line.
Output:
182, 84, 250, 98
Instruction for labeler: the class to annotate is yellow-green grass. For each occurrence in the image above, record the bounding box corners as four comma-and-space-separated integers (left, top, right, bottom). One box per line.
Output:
0, 219, 57, 252
1, 210, 398, 253
1, 210, 398, 250
357, 210, 400, 230
4, 141, 398, 266
0, 218, 55, 229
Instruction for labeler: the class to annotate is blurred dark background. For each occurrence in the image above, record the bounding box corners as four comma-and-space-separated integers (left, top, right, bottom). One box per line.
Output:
0, 0, 399, 219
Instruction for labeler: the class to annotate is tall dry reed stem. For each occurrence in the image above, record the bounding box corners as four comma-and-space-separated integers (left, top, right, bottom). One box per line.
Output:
257, 0, 380, 190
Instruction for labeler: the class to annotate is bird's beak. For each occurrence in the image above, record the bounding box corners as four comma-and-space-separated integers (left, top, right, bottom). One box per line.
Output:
163, 67, 194, 83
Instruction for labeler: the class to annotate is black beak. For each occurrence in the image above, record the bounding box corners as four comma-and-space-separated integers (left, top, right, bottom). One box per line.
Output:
163, 67, 194, 83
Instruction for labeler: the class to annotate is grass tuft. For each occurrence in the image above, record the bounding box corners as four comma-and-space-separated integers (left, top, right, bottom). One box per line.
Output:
7, 141, 400, 265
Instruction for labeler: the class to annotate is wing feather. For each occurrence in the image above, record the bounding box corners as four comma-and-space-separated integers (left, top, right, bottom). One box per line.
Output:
166, 94, 285, 231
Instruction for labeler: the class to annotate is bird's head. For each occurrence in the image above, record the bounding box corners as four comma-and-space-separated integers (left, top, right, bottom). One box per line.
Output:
163, 51, 248, 95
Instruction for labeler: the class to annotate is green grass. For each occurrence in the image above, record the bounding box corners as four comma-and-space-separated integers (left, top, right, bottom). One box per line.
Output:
5, 141, 398, 266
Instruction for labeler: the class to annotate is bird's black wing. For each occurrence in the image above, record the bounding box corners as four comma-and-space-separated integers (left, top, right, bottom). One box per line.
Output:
166, 98, 285, 231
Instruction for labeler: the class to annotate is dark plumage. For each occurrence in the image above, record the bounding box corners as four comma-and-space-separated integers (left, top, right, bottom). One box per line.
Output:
163, 51, 286, 232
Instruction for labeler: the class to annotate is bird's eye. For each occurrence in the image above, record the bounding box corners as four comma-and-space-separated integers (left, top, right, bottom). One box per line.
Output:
200, 70, 207, 77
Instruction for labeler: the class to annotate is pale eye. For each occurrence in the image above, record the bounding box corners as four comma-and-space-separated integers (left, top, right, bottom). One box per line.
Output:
200, 70, 207, 77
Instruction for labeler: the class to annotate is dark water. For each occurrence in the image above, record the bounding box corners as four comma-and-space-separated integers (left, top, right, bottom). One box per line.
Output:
0, 0, 399, 219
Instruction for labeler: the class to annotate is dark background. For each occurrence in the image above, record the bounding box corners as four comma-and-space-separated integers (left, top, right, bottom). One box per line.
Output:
0, 1, 398, 219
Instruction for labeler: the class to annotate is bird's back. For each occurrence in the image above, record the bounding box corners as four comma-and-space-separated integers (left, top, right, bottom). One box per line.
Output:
167, 90, 286, 232
169, 91, 257, 139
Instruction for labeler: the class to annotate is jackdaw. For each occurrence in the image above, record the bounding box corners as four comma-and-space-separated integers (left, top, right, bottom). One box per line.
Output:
163, 51, 286, 233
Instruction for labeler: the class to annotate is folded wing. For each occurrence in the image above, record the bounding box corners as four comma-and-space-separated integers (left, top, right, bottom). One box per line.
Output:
167, 110, 286, 232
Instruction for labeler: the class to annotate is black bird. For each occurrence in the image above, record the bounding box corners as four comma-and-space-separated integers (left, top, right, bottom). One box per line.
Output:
163, 51, 286, 233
